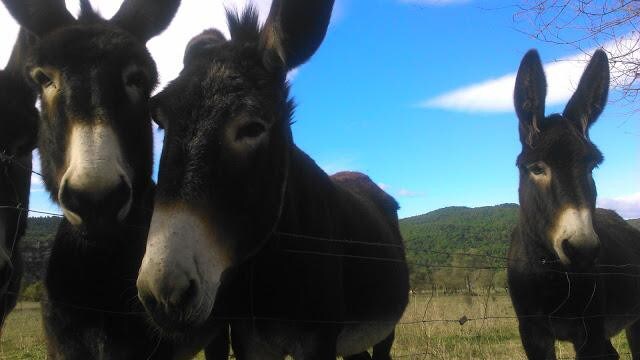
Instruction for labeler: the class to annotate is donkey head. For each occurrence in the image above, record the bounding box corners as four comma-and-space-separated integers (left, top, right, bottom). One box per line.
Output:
0, 29, 39, 326
1, 0, 180, 230
514, 49, 609, 268
137, 0, 334, 332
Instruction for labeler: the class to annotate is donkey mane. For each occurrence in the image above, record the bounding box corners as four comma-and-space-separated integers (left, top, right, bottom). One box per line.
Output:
331, 171, 400, 217
226, 6, 261, 44
515, 114, 604, 168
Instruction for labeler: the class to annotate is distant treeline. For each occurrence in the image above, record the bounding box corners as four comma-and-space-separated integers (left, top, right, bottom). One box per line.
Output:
18, 207, 640, 294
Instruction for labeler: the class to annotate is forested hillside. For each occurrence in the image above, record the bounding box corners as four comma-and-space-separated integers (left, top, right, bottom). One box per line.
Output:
16, 209, 639, 292
399, 204, 518, 292
19, 217, 59, 285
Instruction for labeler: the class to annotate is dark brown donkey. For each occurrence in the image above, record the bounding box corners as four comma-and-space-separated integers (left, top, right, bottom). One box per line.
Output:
136, 1, 409, 359
0, 28, 38, 330
1, 0, 215, 357
508, 49, 640, 360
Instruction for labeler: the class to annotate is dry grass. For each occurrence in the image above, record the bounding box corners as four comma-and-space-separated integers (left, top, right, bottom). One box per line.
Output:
0, 295, 632, 359
393, 293, 630, 359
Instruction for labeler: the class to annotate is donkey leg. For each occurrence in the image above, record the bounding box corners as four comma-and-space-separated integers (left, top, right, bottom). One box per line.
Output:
344, 352, 372, 360
574, 338, 617, 360
372, 330, 395, 360
626, 320, 640, 360
296, 328, 339, 360
204, 324, 230, 360
230, 322, 284, 360
517, 319, 557, 360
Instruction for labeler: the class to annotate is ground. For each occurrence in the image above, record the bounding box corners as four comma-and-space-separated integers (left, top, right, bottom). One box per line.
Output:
0, 294, 631, 359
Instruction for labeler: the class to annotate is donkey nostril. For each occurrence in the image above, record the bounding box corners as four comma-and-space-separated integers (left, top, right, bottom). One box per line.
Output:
104, 179, 132, 216
138, 289, 159, 314
562, 239, 599, 268
59, 178, 132, 224
170, 279, 198, 308
59, 184, 85, 217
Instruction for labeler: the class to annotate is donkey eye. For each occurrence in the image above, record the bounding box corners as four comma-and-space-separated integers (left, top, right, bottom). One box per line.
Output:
124, 71, 146, 89
32, 69, 53, 88
527, 163, 546, 176
236, 122, 266, 140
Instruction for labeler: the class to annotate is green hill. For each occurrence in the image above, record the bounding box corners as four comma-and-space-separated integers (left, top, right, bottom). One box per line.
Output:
14, 210, 640, 290
20, 216, 59, 285
399, 206, 638, 290
400, 203, 518, 262
399, 204, 518, 290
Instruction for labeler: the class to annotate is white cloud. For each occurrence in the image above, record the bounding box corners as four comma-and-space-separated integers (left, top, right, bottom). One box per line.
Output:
0, 0, 347, 89
29, 150, 43, 187
400, 0, 471, 5
598, 193, 640, 220
1, 0, 339, 212
286, 68, 300, 82
421, 34, 640, 113
1, 1, 275, 90
396, 188, 426, 198
0, 4, 20, 68
376, 183, 425, 198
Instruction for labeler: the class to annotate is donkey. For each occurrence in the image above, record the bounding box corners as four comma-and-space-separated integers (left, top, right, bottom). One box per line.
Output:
508, 49, 640, 360
136, 1, 409, 359
0, 28, 39, 330
1, 0, 217, 357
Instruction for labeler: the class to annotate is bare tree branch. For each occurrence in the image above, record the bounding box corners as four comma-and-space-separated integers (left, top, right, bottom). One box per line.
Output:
516, 0, 640, 105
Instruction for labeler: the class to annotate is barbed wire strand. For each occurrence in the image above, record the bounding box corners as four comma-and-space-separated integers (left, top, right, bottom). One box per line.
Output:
1, 156, 639, 358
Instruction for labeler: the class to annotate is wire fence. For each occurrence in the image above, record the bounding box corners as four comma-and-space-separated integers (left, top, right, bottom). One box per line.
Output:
0, 152, 639, 359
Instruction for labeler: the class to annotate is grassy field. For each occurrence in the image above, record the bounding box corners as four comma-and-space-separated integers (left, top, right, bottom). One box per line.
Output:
0, 295, 632, 359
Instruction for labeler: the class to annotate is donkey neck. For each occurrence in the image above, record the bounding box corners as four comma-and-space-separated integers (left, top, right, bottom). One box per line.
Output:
276, 146, 341, 235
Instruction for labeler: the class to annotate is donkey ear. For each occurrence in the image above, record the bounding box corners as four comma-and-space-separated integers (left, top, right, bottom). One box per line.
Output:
260, 0, 335, 70
183, 29, 226, 66
0, 0, 74, 37
111, 0, 181, 42
5, 28, 38, 76
563, 49, 609, 136
514, 49, 547, 147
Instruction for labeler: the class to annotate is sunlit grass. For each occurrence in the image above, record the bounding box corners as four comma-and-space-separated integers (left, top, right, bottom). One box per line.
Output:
0, 296, 632, 359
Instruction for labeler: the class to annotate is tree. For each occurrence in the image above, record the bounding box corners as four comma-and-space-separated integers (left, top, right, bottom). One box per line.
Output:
516, 0, 640, 104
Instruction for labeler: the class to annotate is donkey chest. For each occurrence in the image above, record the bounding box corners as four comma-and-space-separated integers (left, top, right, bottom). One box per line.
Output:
336, 322, 395, 356
241, 321, 394, 357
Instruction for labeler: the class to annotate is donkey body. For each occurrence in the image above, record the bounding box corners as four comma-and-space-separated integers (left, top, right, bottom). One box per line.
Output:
0, 28, 38, 329
136, 2, 409, 359
508, 49, 640, 360
225, 164, 407, 359
1, 0, 215, 357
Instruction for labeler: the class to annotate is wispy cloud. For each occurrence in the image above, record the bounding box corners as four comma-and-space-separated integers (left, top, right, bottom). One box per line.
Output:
30, 151, 43, 186
420, 34, 639, 113
377, 183, 426, 198
396, 188, 426, 198
287, 68, 300, 82
598, 193, 640, 220
399, 0, 471, 6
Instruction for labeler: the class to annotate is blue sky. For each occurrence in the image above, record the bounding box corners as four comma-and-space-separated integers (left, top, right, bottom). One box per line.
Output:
2, 0, 638, 219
